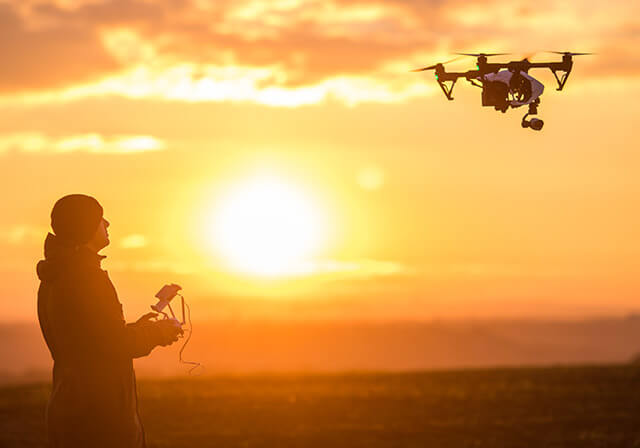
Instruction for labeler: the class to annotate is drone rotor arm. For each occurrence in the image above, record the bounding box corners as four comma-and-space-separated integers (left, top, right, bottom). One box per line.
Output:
467, 78, 483, 88
434, 70, 481, 100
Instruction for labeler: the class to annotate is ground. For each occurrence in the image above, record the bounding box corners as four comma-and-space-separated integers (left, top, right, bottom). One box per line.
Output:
1, 365, 639, 447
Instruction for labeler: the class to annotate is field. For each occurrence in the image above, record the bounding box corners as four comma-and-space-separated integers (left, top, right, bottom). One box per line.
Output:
1, 365, 639, 447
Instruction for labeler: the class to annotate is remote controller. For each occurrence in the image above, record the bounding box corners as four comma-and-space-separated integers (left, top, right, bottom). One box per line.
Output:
151, 284, 185, 326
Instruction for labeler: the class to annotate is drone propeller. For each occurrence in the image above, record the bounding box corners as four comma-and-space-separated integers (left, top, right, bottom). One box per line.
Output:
547, 51, 595, 56
519, 51, 539, 61
411, 56, 463, 72
454, 52, 510, 57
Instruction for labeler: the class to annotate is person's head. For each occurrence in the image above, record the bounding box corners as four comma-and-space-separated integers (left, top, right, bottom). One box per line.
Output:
50, 194, 110, 252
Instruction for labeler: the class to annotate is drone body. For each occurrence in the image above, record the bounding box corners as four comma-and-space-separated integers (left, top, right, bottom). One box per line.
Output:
413, 52, 592, 130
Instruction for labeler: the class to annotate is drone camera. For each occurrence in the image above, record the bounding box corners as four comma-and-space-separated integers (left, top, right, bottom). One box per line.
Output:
522, 117, 544, 131
530, 118, 544, 130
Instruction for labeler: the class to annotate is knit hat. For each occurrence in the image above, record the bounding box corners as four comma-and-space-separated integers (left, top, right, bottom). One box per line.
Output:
51, 194, 104, 246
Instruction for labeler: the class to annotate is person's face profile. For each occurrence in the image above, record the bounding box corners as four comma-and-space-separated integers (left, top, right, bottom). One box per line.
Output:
88, 217, 110, 251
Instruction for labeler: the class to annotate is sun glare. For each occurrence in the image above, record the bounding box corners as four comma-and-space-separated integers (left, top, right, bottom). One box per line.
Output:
209, 176, 325, 277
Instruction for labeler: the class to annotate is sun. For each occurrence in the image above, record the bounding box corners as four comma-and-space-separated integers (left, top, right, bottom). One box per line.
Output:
208, 175, 325, 277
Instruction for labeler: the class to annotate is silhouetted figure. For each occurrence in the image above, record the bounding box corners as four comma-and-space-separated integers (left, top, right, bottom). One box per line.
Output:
36, 194, 182, 448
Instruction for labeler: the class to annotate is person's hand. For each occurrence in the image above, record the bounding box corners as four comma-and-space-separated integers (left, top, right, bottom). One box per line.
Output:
154, 319, 183, 346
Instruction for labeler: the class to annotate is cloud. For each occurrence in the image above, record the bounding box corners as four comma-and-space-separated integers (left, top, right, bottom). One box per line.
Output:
106, 254, 408, 279
314, 258, 408, 277
0, 132, 166, 154
119, 234, 148, 249
4, 64, 432, 107
242, 258, 409, 278
0, 0, 637, 106
107, 259, 197, 275
0, 225, 45, 245
0, 3, 121, 93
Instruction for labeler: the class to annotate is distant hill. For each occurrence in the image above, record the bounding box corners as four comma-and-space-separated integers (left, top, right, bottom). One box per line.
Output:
2, 316, 640, 383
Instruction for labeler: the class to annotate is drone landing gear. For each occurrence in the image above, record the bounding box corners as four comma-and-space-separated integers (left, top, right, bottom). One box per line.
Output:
437, 78, 457, 100
521, 99, 544, 131
551, 68, 571, 91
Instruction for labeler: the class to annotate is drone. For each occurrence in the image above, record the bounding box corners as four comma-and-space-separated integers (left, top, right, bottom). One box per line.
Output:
413, 51, 593, 131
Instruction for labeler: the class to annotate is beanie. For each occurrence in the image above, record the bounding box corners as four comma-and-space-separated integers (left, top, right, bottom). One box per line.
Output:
51, 194, 104, 246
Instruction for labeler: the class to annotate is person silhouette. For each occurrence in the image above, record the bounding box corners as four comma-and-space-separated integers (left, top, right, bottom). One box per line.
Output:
36, 194, 182, 448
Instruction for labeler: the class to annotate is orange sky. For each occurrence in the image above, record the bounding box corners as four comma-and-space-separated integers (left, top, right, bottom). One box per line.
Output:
1, 0, 639, 322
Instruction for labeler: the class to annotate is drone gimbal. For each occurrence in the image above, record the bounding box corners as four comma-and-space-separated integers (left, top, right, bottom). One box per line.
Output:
521, 99, 544, 131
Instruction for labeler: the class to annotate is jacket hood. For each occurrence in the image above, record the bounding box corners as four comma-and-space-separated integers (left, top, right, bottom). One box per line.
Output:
37, 233, 105, 281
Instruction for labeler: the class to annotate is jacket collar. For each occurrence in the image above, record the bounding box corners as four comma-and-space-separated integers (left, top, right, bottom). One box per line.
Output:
43, 232, 106, 268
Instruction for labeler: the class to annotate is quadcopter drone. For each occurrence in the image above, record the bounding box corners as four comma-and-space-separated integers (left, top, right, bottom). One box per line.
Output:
413, 51, 592, 131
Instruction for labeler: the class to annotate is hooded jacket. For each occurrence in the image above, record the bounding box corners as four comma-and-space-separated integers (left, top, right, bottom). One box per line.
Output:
37, 233, 164, 448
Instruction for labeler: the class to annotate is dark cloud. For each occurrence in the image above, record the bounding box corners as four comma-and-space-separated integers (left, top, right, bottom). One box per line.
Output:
159, 25, 434, 86
0, 0, 445, 92
0, 0, 637, 95
0, 3, 121, 93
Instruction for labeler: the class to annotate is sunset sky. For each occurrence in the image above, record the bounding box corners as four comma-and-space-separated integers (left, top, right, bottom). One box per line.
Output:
1, 0, 639, 322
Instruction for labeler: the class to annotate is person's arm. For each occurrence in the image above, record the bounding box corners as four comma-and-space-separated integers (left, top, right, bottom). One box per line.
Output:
49, 270, 180, 362
126, 313, 181, 358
